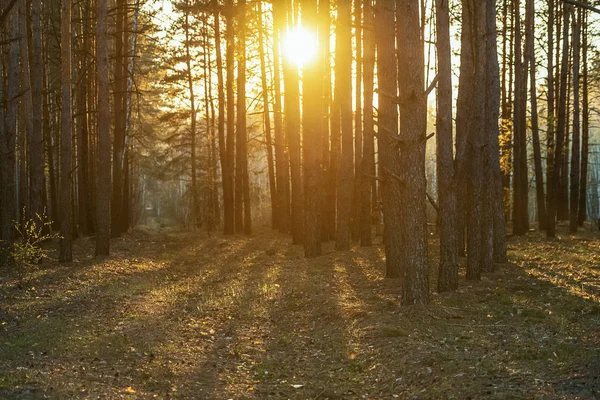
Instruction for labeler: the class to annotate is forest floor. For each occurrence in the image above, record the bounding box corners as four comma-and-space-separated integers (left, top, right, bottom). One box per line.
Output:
0, 225, 599, 399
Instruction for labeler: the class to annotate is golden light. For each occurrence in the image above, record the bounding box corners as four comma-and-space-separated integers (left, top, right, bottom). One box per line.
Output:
283, 26, 317, 67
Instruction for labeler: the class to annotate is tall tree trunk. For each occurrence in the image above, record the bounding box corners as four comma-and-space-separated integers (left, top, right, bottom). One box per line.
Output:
578, 10, 588, 226
569, 8, 581, 233
360, 0, 375, 247
96, 0, 111, 255
435, 0, 457, 292
501, 0, 514, 220
548, 4, 571, 237
512, 0, 529, 235
216, 8, 234, 235
257, 2, 277, 229
282, 0, 303, 244
396, 0, 428, 304
487, 0, 508, 264
352, 0, 363, 242
376, 0, 402, 278
319, 0, 332, 242
335, 0, 353, 251
59, 0, 73, 262
272, 1, 291, 233
546, 0, 555, 230
525, 0, 547, 230
302, 0, 323, 257
237, 0, 251, 234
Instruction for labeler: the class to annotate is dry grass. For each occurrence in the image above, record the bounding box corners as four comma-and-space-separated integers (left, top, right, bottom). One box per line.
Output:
0, 225, 598, 399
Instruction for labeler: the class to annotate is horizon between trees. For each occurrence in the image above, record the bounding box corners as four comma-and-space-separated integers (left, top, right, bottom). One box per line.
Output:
1, 0, 599, 305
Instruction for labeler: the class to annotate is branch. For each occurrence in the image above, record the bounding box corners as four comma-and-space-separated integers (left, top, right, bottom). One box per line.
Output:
425, 74, 440, 97
425, 132, 435, 142
383, 168, 405, 185
0, 0, 18, 26
375, 88, 401, 104
559, 0, 600, 14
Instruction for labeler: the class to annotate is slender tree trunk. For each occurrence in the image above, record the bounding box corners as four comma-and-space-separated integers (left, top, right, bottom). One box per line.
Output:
258, 2, 277, 229
216, 8, 234, 235
272, 2, 291, 233
435, 0, 457, 291
360, 0, 375, 247
335, 0, 353, 251
237, 0, 251, 234
396, 0, 429, 304
302, 0, 323, 257
59, 0, 73, 262
352, 0, 363, 242
578, 10, 588, 226
546, 0, 555, 230
548, 4, 571, 237
569, 8, 581, 233
319, 0, 332, 242
525, 0, 547, 230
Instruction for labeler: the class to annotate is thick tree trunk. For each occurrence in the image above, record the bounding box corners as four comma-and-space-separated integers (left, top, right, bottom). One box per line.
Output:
435, 0, 457, 292
548, 4, 571, 237
352, 0, 363, 242
335, 0, 353, 251
546, 0, 555, 230
360, 0, 375, 247
302, 0, 323, 257
395, 0, 430, 304
319, 0, 332, 242
569, 9, 581, 233
59, 0, 73, 262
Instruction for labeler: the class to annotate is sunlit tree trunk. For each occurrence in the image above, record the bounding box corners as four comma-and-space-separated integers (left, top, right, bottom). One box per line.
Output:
335, 0, 353, 251
352, 0, 362, 242
578, 11, 588, 226
546, 0, 555, 230
237, 0, 251, 234
319, 0, 332, 242
59, 0, 73, 262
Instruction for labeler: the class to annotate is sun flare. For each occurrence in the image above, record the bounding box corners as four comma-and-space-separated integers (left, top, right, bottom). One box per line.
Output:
283, 26, 317, 67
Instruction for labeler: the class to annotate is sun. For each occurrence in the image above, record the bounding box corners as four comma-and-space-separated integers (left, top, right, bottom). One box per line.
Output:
283, 26, 317, 67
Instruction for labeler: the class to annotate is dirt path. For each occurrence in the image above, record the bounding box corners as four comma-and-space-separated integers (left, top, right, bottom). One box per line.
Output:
1, 227, 599, 399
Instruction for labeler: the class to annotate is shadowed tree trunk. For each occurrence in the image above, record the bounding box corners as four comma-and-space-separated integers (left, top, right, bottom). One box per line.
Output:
335, 0, 353, 251
578, 10, 588, 226
546, 0, 555, 231
225, 0, 236, 234
352, 0, 362, 242
435, 0, 457, 292
59, 0, 73, 262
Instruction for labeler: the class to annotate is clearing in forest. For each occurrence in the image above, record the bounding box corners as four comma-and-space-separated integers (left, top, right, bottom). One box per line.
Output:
0, 228, 599, 399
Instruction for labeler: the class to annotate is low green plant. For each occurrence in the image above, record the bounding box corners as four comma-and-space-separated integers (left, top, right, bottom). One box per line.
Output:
11, 209, 61, 286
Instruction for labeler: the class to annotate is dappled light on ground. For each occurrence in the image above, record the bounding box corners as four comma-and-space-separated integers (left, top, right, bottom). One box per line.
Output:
1, 228, 599, 398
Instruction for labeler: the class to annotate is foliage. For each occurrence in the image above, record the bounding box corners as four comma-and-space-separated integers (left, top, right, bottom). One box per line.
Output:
10, 209, 61, 285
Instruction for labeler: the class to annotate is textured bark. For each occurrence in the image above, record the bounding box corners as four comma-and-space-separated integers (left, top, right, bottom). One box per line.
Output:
272, 2, 290, 233
578, 11, 588, 225
548, 4, 571, 237
319, 0, 332, 242
525, 0, 547, 230
376, 0, 401, 278
569, 9, 580, 233
487, 0, 508, 265
335, 0, 353, 251
225, 0, 237, 234
435, 0, 457, 292
512, 0, 529, 236
59, 0, 73, 262
396, 0, 429, 304
360, 0, 375, 247
18, 0, 33, 221
257, 3, 277, 229
302, 0, 323, 257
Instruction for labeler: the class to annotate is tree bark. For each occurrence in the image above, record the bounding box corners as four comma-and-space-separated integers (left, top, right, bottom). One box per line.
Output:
569, 8, 580, 233
578, 10, 588, 225
352, 0, 363, 242
546, 0, 555, 230
59, 0, 73, 262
